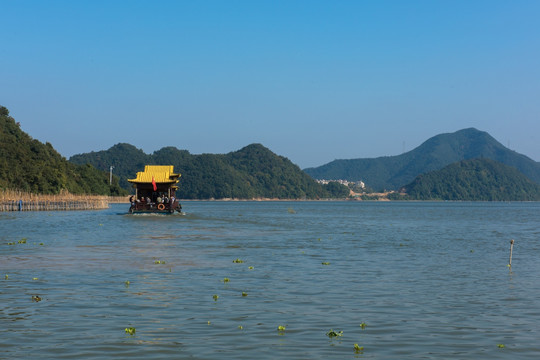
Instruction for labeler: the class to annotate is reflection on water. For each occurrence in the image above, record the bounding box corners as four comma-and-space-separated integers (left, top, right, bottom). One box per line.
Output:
1, 202, 540, 359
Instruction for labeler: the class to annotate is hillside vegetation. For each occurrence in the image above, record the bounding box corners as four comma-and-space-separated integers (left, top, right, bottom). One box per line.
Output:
304, 128, 540, 191
398, 158, 540, 201
70, 143, 349, 199
0, 106, 126, 195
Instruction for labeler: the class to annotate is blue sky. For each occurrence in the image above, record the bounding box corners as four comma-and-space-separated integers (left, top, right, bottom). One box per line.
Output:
2, 1, 539, 168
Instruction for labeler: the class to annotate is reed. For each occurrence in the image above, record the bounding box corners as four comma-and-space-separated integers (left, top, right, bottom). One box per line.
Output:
0, 189, 128, 211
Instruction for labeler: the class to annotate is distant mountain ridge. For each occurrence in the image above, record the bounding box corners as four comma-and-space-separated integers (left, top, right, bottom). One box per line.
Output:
70, 143, 349, 199
304, 128, 540, 191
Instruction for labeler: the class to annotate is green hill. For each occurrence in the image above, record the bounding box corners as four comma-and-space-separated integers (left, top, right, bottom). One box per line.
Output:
399, 158, 540, 201
304, 128, 540, 191
70, 143, 349, 199
0, 106, 126, 195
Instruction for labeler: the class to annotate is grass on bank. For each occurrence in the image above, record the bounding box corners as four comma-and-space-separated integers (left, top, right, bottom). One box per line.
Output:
0, 189, 129, 211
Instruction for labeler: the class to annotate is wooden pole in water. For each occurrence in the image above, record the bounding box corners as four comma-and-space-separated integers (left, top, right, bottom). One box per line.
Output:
509, 239, 514, 267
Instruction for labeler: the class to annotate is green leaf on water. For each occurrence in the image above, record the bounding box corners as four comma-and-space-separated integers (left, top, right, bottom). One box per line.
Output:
213, 294, 219, 301
241, 292, 248, 297
232, 258, 244, 263
32, 295, 42, 302
322, 262, 330, 265
154, 260, 166, 264
326, 329, 343, 338
125, 280, 130, 287
125, 327, 136, 335
223, 277, 230, 283
360, 322, 367, 329
5, 274, 8, 280
497, 344, 505, 348
277, 325, 286, 331
248, 266, 254, 270
354, 343, 364, 353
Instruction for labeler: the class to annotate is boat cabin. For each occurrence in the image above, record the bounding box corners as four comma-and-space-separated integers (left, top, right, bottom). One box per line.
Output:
127, 165, 182, 214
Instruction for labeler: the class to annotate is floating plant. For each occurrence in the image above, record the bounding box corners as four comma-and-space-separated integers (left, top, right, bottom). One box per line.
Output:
326, 329, 343, 338
321, 262, 330, 265
5, 274, 8, 280
154, 260, 166, 264
223, 278, 230, 283
213, 294, 219, 301
497, 344, 505, 348
7, 242, 15, 245
232, 258, 244, 263
18, 238, 27, 244
248, 266, 254, 270
277, 325, 286, 332
238, 325, 243, 330
125, 327, 136, 335
32, 277, 38, 281
354, 343, 364, 353
241, 292, 248, 297
360, 322, 367, 329
31, 295, 42, 302
125, 280, 130, 287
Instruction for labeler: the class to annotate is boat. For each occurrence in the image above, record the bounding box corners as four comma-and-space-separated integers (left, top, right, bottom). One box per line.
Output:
127, 165, 182, 214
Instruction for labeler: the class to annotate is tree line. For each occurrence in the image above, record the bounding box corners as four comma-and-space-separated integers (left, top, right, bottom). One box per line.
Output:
0, 106, 126, 196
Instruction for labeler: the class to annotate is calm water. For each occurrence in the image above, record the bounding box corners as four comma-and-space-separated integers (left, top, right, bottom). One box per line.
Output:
1, 201, 539, 359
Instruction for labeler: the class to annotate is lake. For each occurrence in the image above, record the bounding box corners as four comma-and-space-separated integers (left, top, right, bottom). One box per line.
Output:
1, 201, 539, 359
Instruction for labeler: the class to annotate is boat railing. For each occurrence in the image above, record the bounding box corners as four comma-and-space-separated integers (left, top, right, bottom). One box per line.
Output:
129, 199, 181, 212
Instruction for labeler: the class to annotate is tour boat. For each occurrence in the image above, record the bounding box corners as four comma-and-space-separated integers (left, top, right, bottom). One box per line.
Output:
127, 165, 182, 214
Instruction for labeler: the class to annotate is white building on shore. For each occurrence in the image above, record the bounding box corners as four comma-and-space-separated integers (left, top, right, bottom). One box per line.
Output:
316, 179, 365, 189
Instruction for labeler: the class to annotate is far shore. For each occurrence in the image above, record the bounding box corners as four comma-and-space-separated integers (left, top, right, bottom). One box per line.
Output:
2, 189, 536, 211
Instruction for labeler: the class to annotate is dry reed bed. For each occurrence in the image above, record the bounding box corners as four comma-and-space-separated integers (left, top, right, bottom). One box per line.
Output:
0, 189, 129, 211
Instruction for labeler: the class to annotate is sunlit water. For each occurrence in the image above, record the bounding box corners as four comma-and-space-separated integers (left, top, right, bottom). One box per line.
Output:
1, 201, 539, 359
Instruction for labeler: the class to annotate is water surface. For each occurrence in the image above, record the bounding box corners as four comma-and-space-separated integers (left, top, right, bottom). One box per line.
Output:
1, 202, 539, 359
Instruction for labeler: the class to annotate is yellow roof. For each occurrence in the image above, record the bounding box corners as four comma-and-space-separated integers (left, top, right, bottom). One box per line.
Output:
128, 165, 181, 184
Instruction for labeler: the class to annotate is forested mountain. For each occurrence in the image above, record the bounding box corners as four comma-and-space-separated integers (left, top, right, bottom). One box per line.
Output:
70, 143, 349, 199
399, 158, 540, 201
304, 128, 540, 191
0, 106, 126, 195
